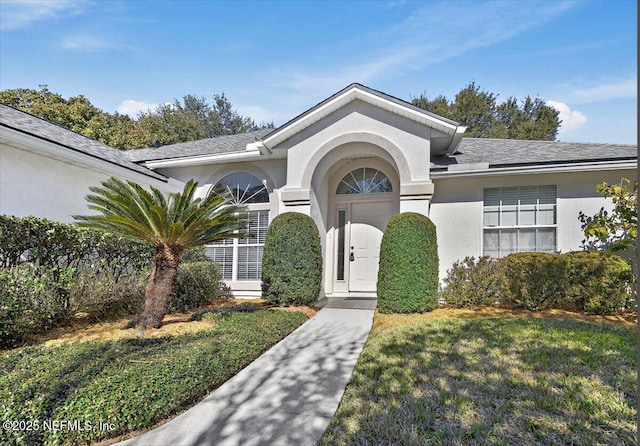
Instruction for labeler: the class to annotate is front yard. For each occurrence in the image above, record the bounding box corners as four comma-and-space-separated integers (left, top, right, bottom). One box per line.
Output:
0, 306, 309, 446
320, 313, 636, 445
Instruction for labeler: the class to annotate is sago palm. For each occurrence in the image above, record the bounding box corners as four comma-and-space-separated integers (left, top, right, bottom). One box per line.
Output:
75, 176, 245, 333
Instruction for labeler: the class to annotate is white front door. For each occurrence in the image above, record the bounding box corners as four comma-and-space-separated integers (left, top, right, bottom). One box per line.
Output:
348, 201, 393, 292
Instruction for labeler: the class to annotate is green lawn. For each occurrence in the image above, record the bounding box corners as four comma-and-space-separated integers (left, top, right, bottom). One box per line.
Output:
320, 317, 636, 445
0, 310, 308, 446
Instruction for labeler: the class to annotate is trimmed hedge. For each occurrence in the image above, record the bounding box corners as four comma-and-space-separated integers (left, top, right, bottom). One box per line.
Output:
501, 252, 567, 310
261, 212, 322, 305
377, 212, 439, 313
440, 250, 633, 314
440, 256, 506, 306
563, 251, 633, 314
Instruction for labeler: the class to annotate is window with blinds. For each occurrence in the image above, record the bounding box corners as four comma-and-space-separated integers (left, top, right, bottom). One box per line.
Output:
207, 210, 269, 281
483, 185, 557, 257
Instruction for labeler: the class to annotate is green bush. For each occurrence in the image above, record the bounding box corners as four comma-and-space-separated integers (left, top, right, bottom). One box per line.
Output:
261, 212, 322, 305
377, 212, 439, 313
71, 265, 148, 318
191, 303, 262, 320
0, 215, 152, 274
441, 256, 507, 306
0, 265, 74, 348
562, 251, 633, 314
500, 252, 567, 310
170, 261, 222, 312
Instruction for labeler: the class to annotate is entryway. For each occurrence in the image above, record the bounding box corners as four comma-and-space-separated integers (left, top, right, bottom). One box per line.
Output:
348, 201, 392, 291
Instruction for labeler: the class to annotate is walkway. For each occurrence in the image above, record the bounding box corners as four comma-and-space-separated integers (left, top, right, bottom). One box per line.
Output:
117, 300, 375, 446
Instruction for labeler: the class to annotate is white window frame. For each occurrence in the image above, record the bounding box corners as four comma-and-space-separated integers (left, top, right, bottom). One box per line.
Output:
482, 185, 557, 257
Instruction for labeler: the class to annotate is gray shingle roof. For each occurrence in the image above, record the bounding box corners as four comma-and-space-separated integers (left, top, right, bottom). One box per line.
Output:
124, 129, 273, 162
431, 137, 637, 169
0, 104, 167, 181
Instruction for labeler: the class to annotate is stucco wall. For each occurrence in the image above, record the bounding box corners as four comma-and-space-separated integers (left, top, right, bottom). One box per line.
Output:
430, 169, 635, 280
0, 143, 116, 222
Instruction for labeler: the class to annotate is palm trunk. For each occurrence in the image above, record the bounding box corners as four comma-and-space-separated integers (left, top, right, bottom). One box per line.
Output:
137, 244, 182, 335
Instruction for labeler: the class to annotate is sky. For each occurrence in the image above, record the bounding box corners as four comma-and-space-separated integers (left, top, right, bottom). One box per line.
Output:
0, 0, 637, 144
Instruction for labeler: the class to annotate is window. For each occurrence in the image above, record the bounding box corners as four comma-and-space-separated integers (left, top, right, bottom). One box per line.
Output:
215, 172, 269, 204
207, 173, 269, 281
336, 168, 392, 194
483, 185, 556, 257
336, 209, 346, 281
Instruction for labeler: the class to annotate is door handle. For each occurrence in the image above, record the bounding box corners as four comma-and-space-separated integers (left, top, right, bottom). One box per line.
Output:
350, 252, 354, 261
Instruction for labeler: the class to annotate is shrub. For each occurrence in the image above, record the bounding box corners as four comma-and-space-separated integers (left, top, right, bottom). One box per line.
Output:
71, 265, 148, 318
170, 261, 222, 312
562, 251, 633, 314
441, 256, 507, 307
261, 212, 322, 305
500, 252, 567, 310
0, 265, 74, 348
377, 212, 439, 313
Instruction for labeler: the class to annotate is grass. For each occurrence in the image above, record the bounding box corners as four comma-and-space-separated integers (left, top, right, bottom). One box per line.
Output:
320, 314, 637, 445
0, 308, 309, 446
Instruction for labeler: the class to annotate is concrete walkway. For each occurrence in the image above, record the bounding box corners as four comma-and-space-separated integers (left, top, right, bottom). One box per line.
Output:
117, 302, 375, 446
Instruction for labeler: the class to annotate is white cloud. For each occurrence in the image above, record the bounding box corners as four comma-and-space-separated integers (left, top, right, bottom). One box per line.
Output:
0, 0, 83, 31
59, 34, 115, 52
547, 100, 587, 132
116, 100, 158, 117
571, 79, 637, 103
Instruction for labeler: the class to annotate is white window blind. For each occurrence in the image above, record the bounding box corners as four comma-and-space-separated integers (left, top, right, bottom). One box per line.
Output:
483, 185, 557, 257
207, 210, 269, 281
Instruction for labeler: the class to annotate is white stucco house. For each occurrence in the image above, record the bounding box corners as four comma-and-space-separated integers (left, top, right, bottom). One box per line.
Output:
1, 84, 636, 298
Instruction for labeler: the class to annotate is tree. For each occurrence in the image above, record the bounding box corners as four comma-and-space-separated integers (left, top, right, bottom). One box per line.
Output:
411, 82, 561, 140
578, 178, 638, 292
579, 178, 638, 253
0, 86, 273, 150
75, 177, 246, 334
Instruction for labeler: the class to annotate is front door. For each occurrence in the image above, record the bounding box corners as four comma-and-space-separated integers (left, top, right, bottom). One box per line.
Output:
348, 201, 393, 292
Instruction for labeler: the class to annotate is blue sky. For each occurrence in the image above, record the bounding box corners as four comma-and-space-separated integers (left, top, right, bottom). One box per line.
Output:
0, 0, 637, 144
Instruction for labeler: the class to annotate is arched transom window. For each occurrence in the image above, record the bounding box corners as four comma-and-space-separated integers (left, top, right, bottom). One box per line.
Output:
336, 168, 392, 194
208, 172, 269, 281
215, 172, 269, 204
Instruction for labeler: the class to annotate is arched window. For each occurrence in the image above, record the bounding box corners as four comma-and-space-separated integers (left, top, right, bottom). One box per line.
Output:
208, 172, 269, 281
215, 172, 269, 204
336, 168, 392, 194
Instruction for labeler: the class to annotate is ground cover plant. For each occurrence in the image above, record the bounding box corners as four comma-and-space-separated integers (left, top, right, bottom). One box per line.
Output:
320, 315, 636, 445
0, 309, 308, 446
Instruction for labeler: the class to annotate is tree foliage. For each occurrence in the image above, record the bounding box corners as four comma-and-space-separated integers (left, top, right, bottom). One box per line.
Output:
412, 82, 561, 140
75, 177, 247, 332
0, 85, 272, 150
579, 178, 638, 253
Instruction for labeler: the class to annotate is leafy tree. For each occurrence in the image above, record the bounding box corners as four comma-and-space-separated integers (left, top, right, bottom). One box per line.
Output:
0, 86, 273, 150
579, 178, 638, 253
75, 177, 246, 333
412, 82, 561, 140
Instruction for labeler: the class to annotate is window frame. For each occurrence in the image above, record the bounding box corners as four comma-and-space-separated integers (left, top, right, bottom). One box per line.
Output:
206, 172, 271, 281
482, 185, 558, 257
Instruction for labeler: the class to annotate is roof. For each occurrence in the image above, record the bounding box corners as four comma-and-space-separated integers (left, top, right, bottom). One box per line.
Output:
431, 137, 637, 169
259, 83, 464, 155
124, 129, 272, 162
0, 104, 167, 181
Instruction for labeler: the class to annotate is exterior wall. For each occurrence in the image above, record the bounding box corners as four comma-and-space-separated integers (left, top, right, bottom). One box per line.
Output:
1, 143, 117, 222
430, 168, 635, 280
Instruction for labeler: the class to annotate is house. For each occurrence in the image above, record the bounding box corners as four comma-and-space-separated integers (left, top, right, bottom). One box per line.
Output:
1, 84, 636, 298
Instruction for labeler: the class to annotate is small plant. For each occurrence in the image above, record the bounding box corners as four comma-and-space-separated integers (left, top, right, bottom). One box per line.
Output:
441, 256, 506, 307
191, 303, 262, 321
377, 212, 439, 313
171, 261, 223, 312
261, 212, 322, 305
